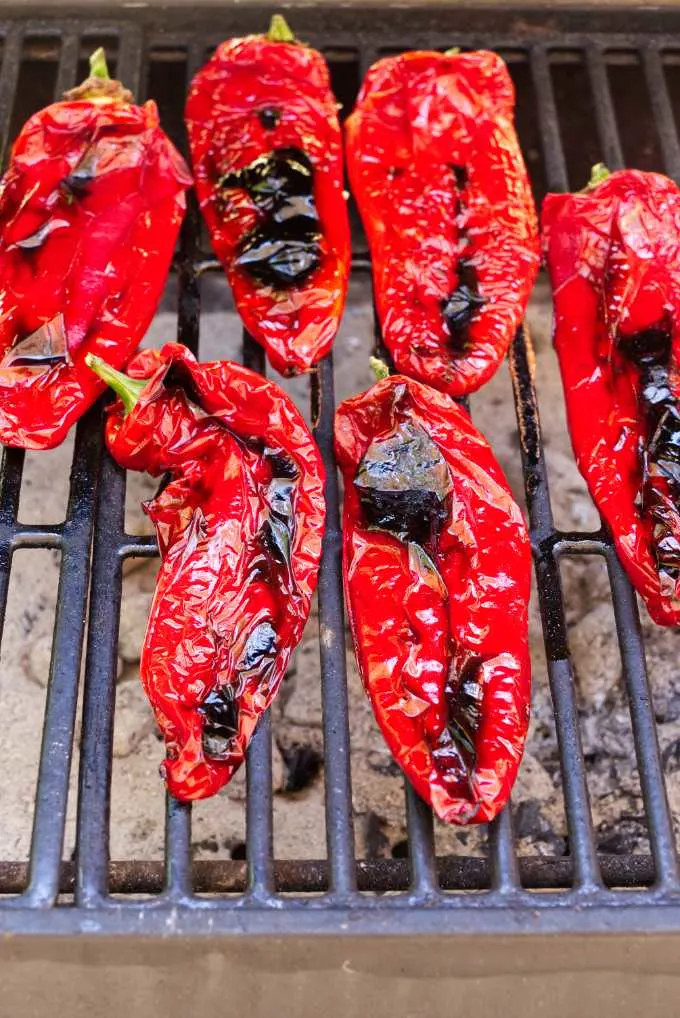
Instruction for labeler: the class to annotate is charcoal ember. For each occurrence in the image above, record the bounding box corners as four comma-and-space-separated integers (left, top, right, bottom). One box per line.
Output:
569, 602, 621, 709
112, 681, 155, 759
277, 739, 323, 793
362, 811, 391, 859
118, 590, 153, 663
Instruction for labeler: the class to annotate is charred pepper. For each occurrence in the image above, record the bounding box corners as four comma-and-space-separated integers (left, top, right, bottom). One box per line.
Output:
335, 373, 532, 823
185, 16, 351, 377
543, 165, 680, 627
0, 48, 191, 450
346, 50, 540, 397
88, 343, 326, 801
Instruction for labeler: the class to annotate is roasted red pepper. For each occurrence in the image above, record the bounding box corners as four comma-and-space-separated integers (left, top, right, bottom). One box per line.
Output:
0, 49, 191, 450
346, 50, 540, 397
335, 372, 532, 823
87, 343, 325, 800
185, 16, 350, 377
543, 165, 680, 627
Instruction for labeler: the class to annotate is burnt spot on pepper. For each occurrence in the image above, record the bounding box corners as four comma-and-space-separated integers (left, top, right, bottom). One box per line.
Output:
219, 147, 322, 288
200, 684, 239, 760
432, 655, 483, 795
261, 475, 297, 577
443, 167, 486, 350
258, 106, 282, 130
618, 327, 680, 588
240, 621, 277, 672
355, 420, 453, 547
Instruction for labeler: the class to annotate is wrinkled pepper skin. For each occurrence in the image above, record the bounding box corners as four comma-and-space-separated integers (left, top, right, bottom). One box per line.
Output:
0, 68, 190, 449
543, 169, 680, 627
104, 343, 325, 800
335, 376, 531, 823
185, 25, 350, 376
346, 51, 539, 397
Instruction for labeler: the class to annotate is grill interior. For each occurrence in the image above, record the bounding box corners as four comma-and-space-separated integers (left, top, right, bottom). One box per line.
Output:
1, 5, 680, 935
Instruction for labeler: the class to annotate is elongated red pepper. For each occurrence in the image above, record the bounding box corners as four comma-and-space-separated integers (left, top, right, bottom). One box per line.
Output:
346, 50, 539, 397
0, 49, 191, 450
335, 373, 531, 823
88, 343, 325, 800
185, 16, 350, 377
543, 165, 680, 627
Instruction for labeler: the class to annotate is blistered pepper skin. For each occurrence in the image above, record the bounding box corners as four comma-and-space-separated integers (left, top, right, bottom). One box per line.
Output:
0, 77, 191, 449
543, 169, 680, 627
346, 51, 539, 397
185, 30, 350, 377
104, 343, 325, 801
335, 376, 532, 824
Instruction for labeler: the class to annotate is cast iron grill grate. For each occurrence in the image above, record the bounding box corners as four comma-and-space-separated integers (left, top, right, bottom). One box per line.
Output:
1, 6, 680, 936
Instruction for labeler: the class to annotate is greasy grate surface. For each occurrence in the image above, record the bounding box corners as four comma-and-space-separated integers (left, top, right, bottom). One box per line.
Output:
1, 6, 680, 936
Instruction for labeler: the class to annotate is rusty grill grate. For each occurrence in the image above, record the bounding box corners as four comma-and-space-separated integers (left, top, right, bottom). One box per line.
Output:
1, 6, 680, 937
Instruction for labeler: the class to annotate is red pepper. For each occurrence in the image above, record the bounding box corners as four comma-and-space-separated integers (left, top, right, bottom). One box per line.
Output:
0, 48, 191, 450
185, 15, 350, 377
87, 342, 326, 801
543, 165, 680, 627
335, 372, 532, 823
345, 50, 539, 397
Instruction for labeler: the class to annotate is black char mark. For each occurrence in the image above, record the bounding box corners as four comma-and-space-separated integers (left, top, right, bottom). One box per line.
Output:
442, 164, 485, 349
619, 327, 680, 590
432, 655, 483, 796
220, 147, 322, 288
200, 685, 239, 760
258, 106, 282, 130
355, 420, 453, 549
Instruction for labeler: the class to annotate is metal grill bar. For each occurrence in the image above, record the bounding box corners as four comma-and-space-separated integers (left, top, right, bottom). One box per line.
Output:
509, 329, 602, 893
312, 357, 357, 898
641, 47, 680, 184
586, 47, 625, 171
0, 11, 679, 937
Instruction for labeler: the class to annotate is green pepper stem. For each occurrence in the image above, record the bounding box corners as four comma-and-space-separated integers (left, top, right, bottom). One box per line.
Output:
89, 47, 110, 81
369, 356, 391, 382
267, 14, 295, 42
584, 162, 611, 191
445, 47, 461, 56
85, 353, 147, 415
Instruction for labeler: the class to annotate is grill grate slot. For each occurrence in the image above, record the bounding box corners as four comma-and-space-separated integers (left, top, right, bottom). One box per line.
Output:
0, 8, 678, 935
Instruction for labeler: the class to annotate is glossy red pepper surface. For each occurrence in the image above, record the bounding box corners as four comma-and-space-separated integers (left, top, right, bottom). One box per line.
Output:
185, 20, 350, 376
335, 375, 531, 823
346, 50, 539, 397
0, 61, 190, 450
543, 168, 680, 626
102, 343, 325, 800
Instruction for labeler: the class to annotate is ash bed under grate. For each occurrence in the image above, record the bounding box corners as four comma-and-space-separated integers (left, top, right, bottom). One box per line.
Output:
1, 5, 680, 938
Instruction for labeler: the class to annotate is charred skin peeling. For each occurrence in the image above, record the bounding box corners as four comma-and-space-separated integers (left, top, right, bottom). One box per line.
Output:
442, 164, 486, 349
355, 420, 453, 547
219, 147, 322, 288
241, 621, 277, 671
200, 685, 239, 760
433, 656, 483, 795
619, 327, 680, 586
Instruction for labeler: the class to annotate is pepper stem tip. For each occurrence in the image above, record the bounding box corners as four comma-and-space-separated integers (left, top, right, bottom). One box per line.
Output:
369, 356, 391, 382
89, 47, 110, 81
445, 47, 461, 56
585, 162, 611, 191
267, 14, 295, 42
85, 353, 147, 415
